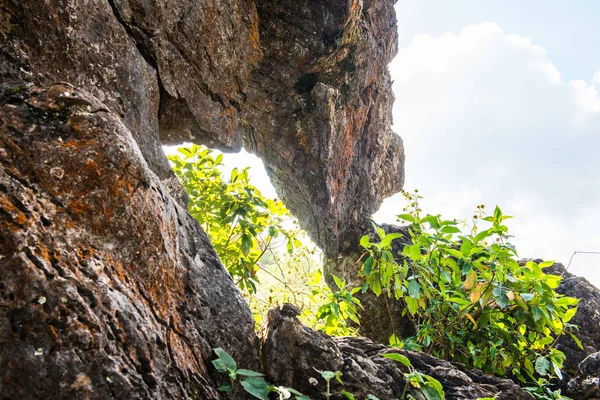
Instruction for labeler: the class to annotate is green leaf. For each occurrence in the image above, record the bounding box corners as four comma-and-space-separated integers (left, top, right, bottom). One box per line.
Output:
440, 226, 461, 234
236, 369, 265, 377
212, 359, 227, 373
370, 278, 382, 296
332, 275, 344, 290
524, 358, 534, 376
380, 232, 403, 248
319, 370, 337, 381
241, 234, 252, 256
420, 215, 440, 229
231, 168, 239, 181
556, 297, 579, 307
404, 244, 422, 261
445, 249, 464, 259
340, 390, 356, 400
520, 293, 534, 302
535, 356, 551, 376
382, 352, 411, 368
421, 375, 445, 400
463, 269, 477, 290
241, 377, 269, 399
406, 297, 419, 315
532, 306, 543, 322
552, 360, 563, 380
460, 240, 472, 257
408, 279, 421, 298
365, 395, 381, 400
213, 348, 237, 372
397, 213, 416, 223
473, 229, 492, 244
389, 334, 401, 347
492, 287, 509, 309
563, 307, 577, 323
217, 384, 232, 392
364, 256, 374, 276
569, 332, 584, 350
360, 235, 370, 248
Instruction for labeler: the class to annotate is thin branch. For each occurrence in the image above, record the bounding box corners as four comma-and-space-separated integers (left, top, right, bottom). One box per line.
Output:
565, 251, 600, 271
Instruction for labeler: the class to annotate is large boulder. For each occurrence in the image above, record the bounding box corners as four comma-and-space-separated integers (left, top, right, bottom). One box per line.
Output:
261, 305, 533, 400
0, 83, 259, 398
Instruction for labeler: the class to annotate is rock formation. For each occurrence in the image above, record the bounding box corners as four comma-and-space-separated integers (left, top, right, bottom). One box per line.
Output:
1, 0, 599, 398
0, 83, 259, 398
242, 0, 404, 260
261, 305, 533, 399
541, 261, 600, 398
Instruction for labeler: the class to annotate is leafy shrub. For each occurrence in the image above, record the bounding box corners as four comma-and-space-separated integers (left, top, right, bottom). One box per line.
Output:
360, 190, 580, 384
169, 145, 299, 293
170, 145, 359, 335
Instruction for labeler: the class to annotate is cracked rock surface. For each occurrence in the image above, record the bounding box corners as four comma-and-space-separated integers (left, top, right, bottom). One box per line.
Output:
0, 84, 259, 398
2, 0, 598, 399
261, 305, 533, 400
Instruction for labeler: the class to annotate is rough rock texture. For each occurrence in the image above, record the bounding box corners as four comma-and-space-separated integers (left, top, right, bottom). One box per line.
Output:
6, 0, 596, 399
242, 0, 405, 259
0, 0, 408, 397
0, 84, 259, 398
261, 305, 533, 400
567, 352, 600, 399
543, 262, 600, 372
0, 0, 262, 204
107, 0, 262, 150
539, 261, 600, 398
1, 0, 405, 260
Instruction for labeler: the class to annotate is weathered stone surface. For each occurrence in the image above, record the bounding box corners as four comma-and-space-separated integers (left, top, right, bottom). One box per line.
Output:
261, 305, 533, 400
243, 0, 405, 259
537, 261, 600, 397
567, 352, 600, 399
0, 0, 262, 202
9, 1, 594, 399
1, 0, 405, 279
0, 84, 259, 398
107, 0, 262, 150
543, 262, 600, 372
0, 0, 166, 178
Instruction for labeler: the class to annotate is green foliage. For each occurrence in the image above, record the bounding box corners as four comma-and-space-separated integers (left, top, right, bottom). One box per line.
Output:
245, 256, 360, 336
313, 273, 362, 335
360, 190, 580, 387
213, 348, 444, 400
523, 378, 572, 400
169, 145, 359, 335
212, 347, 309, 399
169, 144, 299, 293
382, 353, 445, 400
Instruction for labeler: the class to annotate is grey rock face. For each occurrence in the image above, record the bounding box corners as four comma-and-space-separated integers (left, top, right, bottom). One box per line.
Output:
544, 262, 600, 371
568, 352, 600, 399
538, 261, 600, 398
0, 84, 259, 399
243, 0, 405, 258
261, 305, 533, 400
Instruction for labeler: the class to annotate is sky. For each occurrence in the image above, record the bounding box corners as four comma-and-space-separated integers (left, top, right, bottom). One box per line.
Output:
166, 1, 600, 286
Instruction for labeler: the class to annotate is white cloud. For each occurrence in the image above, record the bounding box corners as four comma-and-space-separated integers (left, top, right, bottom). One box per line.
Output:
376, 22, 600, 286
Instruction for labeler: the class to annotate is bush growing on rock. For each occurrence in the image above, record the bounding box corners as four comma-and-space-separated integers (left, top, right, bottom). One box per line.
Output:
360, 190, 580, 388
